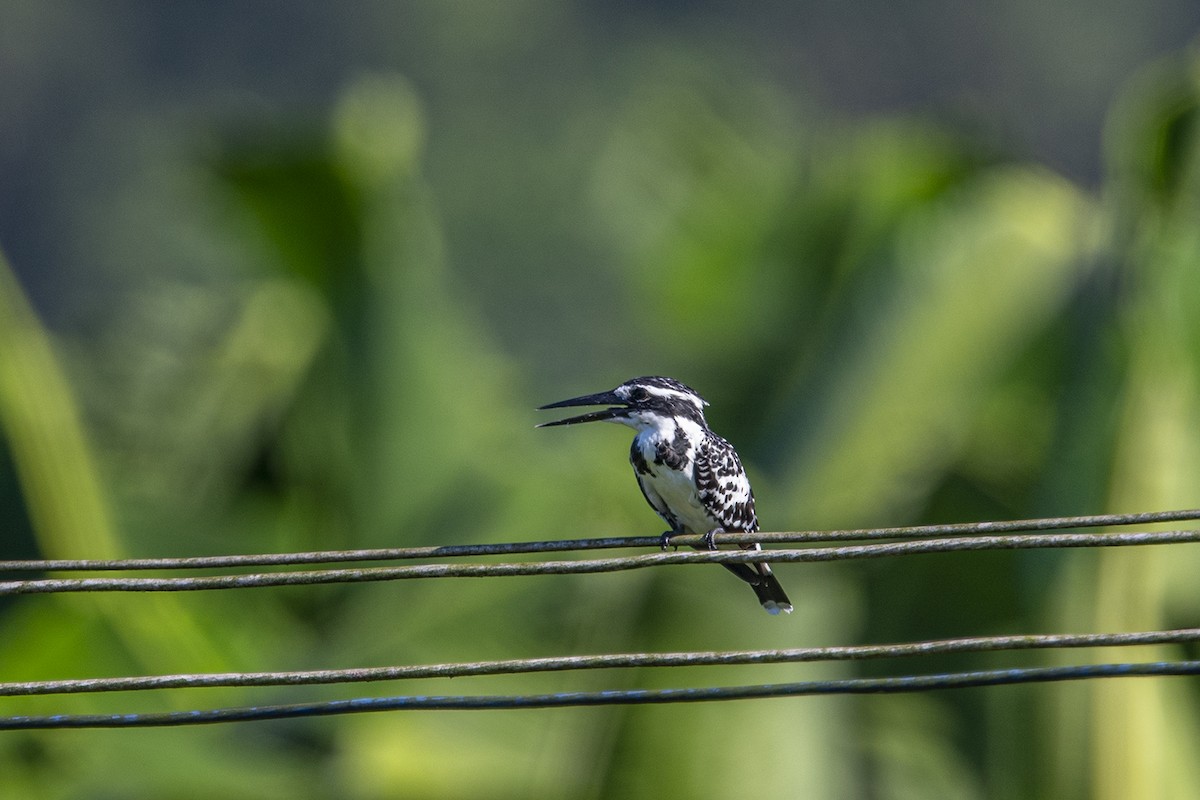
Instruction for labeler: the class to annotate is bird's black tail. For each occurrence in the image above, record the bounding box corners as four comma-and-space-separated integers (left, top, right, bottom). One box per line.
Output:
721, 555, 793, 615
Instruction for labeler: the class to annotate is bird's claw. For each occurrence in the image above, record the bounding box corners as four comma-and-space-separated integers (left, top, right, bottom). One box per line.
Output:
659, 531, 679, 552
703, 528, 724, 550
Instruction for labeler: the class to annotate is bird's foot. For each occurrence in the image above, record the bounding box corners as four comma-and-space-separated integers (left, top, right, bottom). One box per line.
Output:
703, 527, 725, 551
659, 531, 680, 552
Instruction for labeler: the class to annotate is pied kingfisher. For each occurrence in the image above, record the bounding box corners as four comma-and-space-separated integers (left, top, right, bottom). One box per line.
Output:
538, 376, 792, 615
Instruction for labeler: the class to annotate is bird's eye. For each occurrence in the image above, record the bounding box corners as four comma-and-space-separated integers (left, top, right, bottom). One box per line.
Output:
629, 387, 650, 402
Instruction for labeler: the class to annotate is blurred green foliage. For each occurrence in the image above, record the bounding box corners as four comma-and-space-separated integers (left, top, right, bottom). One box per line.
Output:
2, 31, 1200, 800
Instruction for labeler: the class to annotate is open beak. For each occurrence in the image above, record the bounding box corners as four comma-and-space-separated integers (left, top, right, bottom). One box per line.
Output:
536, 390, 626, 427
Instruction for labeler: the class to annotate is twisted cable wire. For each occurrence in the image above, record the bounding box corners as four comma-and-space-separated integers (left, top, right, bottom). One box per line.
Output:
3, 661, 1199, 730
2, 627, 1198, 697
2, 507, 1198, 573
3, 528, 1199, 596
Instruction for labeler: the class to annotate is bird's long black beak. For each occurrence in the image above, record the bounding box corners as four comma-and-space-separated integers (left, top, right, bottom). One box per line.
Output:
536, 390, 626, 427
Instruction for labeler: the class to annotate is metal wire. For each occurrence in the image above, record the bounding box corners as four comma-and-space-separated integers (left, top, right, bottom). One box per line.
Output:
2, 507, 1197, 573
3, 661, 1199, 729
2, 510, 1199, 729
3, 528, 1199, 596
2, 628, 1198, 697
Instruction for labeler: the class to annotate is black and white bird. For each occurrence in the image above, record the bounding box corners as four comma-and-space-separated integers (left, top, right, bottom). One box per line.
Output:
538, 376, 792, 614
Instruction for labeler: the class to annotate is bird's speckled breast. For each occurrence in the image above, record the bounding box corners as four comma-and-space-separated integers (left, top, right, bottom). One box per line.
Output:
632, 420, 716, 534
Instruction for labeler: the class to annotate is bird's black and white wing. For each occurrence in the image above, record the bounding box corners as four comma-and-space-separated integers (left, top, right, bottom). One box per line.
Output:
693, 432, 759, 533
693, 431, 791, 613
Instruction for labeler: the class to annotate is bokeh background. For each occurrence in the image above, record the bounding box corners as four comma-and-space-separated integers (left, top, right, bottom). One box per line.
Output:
3, 3, 1200, 798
